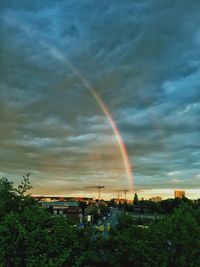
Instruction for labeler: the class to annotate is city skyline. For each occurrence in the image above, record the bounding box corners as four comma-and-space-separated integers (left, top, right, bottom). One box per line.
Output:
0, 1, 200, 199
30, 188, 199, 201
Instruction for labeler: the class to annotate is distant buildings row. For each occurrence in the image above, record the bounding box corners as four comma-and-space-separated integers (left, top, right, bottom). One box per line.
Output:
149, 190, 186, 202
30, 190, 186, 223
32, 189, 186, 204
32, 195, 93, 203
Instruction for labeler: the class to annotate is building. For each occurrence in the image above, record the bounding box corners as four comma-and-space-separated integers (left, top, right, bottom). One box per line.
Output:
149, 196, 162, 202
112, 198, 132, 205
40, 201, 82, 223
32, 195, 93, 203
174, 190, 185, 199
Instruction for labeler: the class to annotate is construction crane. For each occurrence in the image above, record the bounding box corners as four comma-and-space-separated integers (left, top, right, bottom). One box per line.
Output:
85, 186, 105, 200
118, 188, 129, 201
96, 186, 105, 200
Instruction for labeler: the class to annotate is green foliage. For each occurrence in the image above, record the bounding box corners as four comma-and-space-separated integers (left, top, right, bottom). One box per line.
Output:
99, 203, 111, 216
107, 199, 117, 207
71, 226, 107, 267
0, 207, 77, 267
149, 205, 200, 267
0, 177, 77, 266
117, 212, 135, 229
0, 177, 18, 219
108, 217, 151, 267
108, 205, 200, 267
1, 176, 200, 266
89, 207, 100, 223
0, 175, 36, 220
15, 173, 32, 196
0, 177, 14, 194
0, 212, 26, 266
24, 209, 75, 267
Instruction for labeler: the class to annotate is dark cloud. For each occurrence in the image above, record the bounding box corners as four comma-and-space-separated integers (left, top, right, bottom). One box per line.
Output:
0, 0, 200, 198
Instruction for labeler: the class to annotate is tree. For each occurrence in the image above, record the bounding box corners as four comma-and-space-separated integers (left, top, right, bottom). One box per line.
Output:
0, 177, 18, 220
1, 175, 200, 267
99, 204, 111, 216
79, 201, 87, 217
0, 206, 78, 267
148, 205, 200, 267
107, 205, 200, 267
108, 213, 151, 267
0, 175, 36, 221
0, 176, 78, 266
107, 199, 116, 207
15, 173, 32, 196
133, 193, 139, 205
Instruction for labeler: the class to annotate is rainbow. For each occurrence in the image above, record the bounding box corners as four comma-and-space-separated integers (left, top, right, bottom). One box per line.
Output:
12, 22, 133, 190
89, 88, 134, 190
45, 46, 134, 190
8, 16, 134, 191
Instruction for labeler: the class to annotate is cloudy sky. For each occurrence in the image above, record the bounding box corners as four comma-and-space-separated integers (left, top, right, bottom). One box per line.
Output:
0, 0, 200, 199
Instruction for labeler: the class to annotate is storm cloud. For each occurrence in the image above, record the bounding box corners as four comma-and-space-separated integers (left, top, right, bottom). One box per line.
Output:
0, 0, 200, 199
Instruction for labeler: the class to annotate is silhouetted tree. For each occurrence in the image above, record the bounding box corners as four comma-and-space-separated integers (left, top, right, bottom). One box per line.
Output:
15, 173, 32, 196
133, 193, 139, 205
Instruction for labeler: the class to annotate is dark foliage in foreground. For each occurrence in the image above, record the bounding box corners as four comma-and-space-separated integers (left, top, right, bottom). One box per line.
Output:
1, 176, 200, 267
